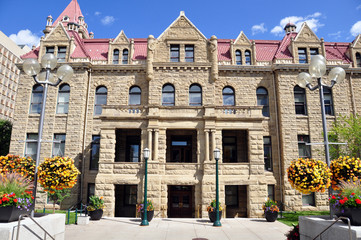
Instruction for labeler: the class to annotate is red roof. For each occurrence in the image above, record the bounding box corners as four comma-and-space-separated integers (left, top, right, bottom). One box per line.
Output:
217, 39, 231, 61
325, 42, 351, 63
274, 32, 296, 59
255, 40, 280, 61
83, 39, 109, 60
53, 0, 87, 35
133, 39, 147, 60
22, 47, 39, 59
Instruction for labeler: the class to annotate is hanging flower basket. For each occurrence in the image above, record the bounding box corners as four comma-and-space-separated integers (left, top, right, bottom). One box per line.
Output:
330, 156, 361, 190
287, 158, 331, 194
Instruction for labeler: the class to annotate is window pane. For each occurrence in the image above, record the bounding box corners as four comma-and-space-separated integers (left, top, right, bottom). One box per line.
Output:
25, 133, 38, 160
223, 95, 234, 106
268, 185, 275, 200
129, 95, 141, 105
57, 104, 68, 114
52, 134, 66, 157
302, 193, 315, 206
298, 48, 307, 63
189, 93, 201, 105
90, 135, 100, 170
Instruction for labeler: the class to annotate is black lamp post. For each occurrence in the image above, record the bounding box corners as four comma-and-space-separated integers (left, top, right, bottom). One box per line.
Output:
213, 148, 222, 227
140, 148, 150, 226
297, 54, 345, 219
23, 54, 73, 215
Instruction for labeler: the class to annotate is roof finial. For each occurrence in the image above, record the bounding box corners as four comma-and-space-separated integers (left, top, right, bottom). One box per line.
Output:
180, 11, 185, 16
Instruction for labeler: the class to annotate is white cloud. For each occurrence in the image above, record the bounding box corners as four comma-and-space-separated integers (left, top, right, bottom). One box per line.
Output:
95, 11, 101, 16
350, 21, 361, 36
9, 29, 40, 47
271, 12, 324, 36
101, 16, 115, 25
357, 5, 361, 10
251, 23, 267, 35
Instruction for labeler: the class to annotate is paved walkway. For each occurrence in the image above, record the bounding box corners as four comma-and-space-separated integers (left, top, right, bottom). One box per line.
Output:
65, 217, 291, 240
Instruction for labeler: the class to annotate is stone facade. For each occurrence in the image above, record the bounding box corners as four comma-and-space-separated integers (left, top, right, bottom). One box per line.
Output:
10, 0, 361, 218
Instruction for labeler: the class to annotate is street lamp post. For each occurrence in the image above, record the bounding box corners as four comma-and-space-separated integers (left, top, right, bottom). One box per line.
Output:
23, 54, 73, 214
297, 54, 345, 219
213, 148, 222, 227
140, 148, 150, 226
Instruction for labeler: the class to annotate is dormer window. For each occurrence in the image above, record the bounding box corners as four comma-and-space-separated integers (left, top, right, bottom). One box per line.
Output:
310, 48, 319, 57
46, 47, 55, 54
245, 50, 251, 65
170, 45, 180, 62
113, 49, 119, 64
235, 50, 242, 65
122, 49, 129, 64
57, 47, 67, 62
185, 45, 194, 62
298, 48, 307, 64
356, 52, 361, 67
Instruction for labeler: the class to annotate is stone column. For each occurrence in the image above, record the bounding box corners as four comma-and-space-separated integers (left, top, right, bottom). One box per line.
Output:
211, 130, 216, 161
146, 35, 155, 81
204, 129, 209, 161
209, 35, 218, 81
148, 129, 153, 161
154, 129, 159, 161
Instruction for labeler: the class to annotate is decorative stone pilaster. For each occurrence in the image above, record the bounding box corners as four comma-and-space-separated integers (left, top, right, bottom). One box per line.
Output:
209, 35, 218, 81
146, 35, 155, 81
204, 129, 210, 162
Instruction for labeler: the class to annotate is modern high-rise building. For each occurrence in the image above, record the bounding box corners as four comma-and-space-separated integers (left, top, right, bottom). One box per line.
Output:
10, 0, 361, 218
0, 31, 31, 121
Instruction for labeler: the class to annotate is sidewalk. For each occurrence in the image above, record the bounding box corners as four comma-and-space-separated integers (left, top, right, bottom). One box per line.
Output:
65, 217, 291, 240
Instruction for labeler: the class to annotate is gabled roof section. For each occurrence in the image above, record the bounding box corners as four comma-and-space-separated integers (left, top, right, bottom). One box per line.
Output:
68, 31, 90, 59
234, 31, 251, 45
45, 23, 71, 42
351, 34, 361, 48
82, 38, 109, 60
294, 22, 320, 42
325, 42, 351, 63
158, 11, 207, 41
113, 30, 130, 44
275, 32, 297, 59
21, 47, 39, 59
53, 0, 83, 26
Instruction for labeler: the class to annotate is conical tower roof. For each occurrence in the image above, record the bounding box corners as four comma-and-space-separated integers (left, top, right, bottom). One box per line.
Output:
53, 0, 84, 26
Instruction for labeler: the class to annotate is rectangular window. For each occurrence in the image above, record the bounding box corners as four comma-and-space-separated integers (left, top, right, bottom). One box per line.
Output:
264, 136, 272, 171
25, 133, 38, 160
298, 48, 307, 64
170, 44, 180, 62
90, 135, 100, 170
294, 87, 307, 115
87, 183, 95, 203
268, 185, 275, 200
222, 136, 237, 163
225, 185, 238, 207
302, 193, 315, 206
310, 48, 319, 57
126, 136, 140, 162
46, 47, 55, 54
171, 136, 192, 162
52, 134, 66, 157
57, 47, 67, 62
323, 87, 334, 116
298, 135, 311, 158
185, 45, 194, 62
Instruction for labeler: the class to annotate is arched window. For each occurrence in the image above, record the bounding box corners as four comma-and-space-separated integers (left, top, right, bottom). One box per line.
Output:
323, 87, 334, 115
222, 86, 235, 106
294, 86, 307, 115
162, 84, 175, 106
356, 52, 361, 67
94, 86, 107, 115
129, 86, 141, 105
257, 87, 269, 117
122, 49, 129, 64
113, 49, 119, 64
57, 84, 70, 114
235, 50, 242, 65
30, 84, 43, 114
245, 50, 251, 65
189, 84, 202, 106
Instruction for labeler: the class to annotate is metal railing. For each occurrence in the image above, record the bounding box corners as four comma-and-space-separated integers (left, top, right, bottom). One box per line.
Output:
312, 216, 352, 240
16, 214, 55, 240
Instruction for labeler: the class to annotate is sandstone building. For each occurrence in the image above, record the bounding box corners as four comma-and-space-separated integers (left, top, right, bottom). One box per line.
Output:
10, 0, 361, 218
0, 31, 30, 121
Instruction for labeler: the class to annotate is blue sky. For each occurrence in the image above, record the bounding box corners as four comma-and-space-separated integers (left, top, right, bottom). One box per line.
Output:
0, 0, 360, 47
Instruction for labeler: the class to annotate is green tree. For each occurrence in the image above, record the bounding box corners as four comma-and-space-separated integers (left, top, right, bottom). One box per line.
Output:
329, 114, 361, 159
0, 120, 12, 156
47, 189, 71, 213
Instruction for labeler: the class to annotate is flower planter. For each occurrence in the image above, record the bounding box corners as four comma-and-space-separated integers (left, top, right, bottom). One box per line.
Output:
208, 211, 222, 222
0, 205, 30, 222
336, 208, 361, 226
140, 210, 154, 222
265, 211, 278, 222
88, 209, 103, 220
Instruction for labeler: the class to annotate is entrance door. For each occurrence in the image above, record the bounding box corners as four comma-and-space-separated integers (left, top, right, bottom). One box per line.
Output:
114, 185, 137, 217
168, 186, 193, 218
